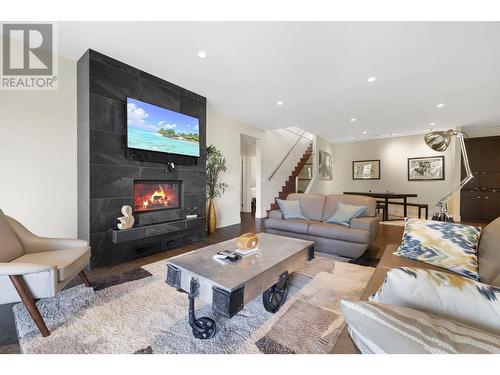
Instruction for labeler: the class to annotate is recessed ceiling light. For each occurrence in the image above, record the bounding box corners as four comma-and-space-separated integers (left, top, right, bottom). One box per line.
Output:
436, 103, 445, 108
362, 131, 368, 135
350, 118, 357, 122
197, 50, 207, 58
429, 122, 436, 126
367, 76, 376, 83
388, 132, 396, 136
349, 136, 356, 140
277, 101, 284, 106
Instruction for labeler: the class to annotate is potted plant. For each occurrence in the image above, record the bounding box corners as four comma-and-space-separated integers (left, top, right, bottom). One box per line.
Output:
206, 145, 228, 234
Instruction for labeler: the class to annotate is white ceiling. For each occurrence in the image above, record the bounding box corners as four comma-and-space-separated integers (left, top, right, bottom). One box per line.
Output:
58, 22, 500, 143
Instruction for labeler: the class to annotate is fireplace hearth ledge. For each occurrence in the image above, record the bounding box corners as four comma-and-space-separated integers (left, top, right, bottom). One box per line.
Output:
110, 217, 205, 244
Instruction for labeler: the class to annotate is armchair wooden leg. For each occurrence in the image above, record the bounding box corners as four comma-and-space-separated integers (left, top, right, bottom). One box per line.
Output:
79, 270, 91, 287
9, 275, 50, 337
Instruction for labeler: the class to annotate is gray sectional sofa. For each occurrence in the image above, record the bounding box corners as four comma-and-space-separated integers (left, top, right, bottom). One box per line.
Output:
265, 193, 379, 258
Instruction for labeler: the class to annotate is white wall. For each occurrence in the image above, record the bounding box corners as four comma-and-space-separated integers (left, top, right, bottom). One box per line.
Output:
0, 54, 77, 237
329, 134, 461, 218
206, 104, 264, 227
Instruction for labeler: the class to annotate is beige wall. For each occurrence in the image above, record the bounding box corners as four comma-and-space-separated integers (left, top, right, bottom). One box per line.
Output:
0, 54, 77, 237
329, 134, 462, 219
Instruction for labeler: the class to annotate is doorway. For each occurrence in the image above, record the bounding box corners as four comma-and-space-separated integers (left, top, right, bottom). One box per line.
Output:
240, 134, 257, 217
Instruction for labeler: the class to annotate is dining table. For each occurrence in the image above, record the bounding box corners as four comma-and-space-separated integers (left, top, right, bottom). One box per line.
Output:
343, 192, 418, 221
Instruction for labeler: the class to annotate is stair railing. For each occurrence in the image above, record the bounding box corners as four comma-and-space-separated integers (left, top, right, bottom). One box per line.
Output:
268, 129, 308, 181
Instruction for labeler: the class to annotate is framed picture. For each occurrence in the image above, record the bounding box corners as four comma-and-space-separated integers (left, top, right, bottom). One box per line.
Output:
352, 160, 380, 180
318, 150, 333, 180
408, 156, 445, 181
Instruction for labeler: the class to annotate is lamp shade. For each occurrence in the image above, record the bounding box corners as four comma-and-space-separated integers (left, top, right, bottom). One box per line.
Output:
424, 129, 456, 152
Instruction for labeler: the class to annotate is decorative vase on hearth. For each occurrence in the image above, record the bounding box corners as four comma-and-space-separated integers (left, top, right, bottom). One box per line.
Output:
207, 198, 217, 234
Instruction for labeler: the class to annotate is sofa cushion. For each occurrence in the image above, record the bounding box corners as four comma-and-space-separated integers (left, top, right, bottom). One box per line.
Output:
264, 218, 312, 235
286, 193, 326, 221
341, 300, 500, 354
478, 217, 500, 287
324, 202, 367, 227
393, 219, 481, 280
276, 199, 308, 220
268, 210, 283, 220
322, 195, 376, 221
0, 209, 24, 262
370, 267, 500, 334
11, 247, 91, 282
308, 222, 370, 244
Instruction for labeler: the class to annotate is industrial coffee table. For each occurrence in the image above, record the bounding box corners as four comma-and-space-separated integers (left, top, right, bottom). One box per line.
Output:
166, 233, 315, 339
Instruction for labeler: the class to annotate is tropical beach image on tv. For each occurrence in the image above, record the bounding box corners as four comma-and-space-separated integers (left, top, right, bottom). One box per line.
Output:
127, 97, 200, 157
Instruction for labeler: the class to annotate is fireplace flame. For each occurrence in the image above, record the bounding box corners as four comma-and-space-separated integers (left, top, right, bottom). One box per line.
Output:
134, 181, 179, 212
143, 185, 168, 209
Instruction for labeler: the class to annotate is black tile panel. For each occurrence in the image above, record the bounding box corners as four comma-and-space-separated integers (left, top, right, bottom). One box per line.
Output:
90, 164, 139, 199
138, 79, 179, 111
89, 49, 140, 76
90, 130, 139, 167
89, 59, 139, 101
90, 197, 133, 233
90, 94, 126, 134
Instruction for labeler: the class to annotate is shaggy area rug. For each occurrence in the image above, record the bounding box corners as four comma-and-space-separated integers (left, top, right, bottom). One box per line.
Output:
13, 256, 374, 354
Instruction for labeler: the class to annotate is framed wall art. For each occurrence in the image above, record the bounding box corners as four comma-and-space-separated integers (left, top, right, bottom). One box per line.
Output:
352, 160, 380, 180
408, 156, 445, 181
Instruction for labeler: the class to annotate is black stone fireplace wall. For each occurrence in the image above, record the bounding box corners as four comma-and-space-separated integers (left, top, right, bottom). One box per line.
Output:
77, 50, 207, 268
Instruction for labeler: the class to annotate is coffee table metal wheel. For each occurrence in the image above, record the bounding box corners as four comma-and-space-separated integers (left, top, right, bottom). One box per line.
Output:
262, 271, 289, 313
188, 278, 216, 339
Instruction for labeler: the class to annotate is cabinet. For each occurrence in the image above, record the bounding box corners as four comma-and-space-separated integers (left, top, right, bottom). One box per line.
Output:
460, 136, 500, 222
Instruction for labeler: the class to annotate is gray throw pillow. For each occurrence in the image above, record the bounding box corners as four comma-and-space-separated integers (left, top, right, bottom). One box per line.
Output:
276, 199, 308, 220
324, 202, 366, 227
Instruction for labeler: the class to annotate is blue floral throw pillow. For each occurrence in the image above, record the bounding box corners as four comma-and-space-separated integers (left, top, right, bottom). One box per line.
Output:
393, 219, 481, 280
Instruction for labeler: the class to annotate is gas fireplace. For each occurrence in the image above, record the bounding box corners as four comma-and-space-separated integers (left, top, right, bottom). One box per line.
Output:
133, 180, 181, 212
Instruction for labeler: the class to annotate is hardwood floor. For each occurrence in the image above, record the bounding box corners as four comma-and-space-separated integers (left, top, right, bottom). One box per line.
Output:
0, 213, 403, 354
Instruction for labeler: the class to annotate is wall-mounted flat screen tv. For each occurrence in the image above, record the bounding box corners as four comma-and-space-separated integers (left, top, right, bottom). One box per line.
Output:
127, 97, 200, 158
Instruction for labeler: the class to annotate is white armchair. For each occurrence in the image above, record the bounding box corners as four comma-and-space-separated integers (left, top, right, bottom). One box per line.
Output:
0, 209, 91, 337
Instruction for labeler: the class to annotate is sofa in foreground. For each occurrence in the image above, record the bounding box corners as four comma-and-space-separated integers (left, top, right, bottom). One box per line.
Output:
333, 217, 500, 354
265, 193, 378, 259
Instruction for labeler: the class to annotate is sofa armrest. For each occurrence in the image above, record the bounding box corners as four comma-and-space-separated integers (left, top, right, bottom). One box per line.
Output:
350, 216, 379, 241
268, 210, 283, 219
0, 262, 55, 276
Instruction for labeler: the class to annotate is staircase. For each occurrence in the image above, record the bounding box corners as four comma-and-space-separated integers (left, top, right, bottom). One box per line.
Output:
267, 143, 313, 216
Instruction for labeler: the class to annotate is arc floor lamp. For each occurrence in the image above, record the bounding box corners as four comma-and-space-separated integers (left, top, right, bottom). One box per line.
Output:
424, 129, 473, 222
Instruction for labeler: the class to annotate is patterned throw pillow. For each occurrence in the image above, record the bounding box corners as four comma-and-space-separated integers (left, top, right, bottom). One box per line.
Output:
324, 202, 367, 227
275, 199, 308, 220
393, 219, 480, 280
370, 267, 500, 334
340, 300, 500, 354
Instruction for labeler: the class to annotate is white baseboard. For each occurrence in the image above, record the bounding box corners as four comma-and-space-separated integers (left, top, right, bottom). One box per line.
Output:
216, 216, 241, 229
